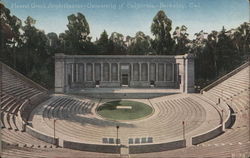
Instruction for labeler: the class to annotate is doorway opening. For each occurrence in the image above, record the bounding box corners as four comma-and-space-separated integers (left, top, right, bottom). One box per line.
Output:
122, 74, 129, 86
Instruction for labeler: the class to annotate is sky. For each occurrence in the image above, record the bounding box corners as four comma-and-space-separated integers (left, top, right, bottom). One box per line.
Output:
3, 0, 249, 40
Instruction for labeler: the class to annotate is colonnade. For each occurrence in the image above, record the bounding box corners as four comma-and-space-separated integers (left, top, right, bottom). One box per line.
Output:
55, 54, 194, 93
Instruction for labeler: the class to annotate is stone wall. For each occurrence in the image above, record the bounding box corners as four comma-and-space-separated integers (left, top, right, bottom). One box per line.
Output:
129, 139, 186, 154
55, 54, 195, 93
63, 140, 119, 153
192, 125, 223, 145
26, 126, 58, 145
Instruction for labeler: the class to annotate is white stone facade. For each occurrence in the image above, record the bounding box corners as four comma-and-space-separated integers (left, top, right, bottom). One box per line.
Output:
54, 54, 195, 93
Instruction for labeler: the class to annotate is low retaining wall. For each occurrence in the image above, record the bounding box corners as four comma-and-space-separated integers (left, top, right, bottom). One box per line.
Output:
129, 139, 186, 154
26, 125, 58, 145
70, 92, 179, 99
192, 125, 223, 145
223, 102, 232, 129
20, 92, 49, 122
63, 140, 119, 153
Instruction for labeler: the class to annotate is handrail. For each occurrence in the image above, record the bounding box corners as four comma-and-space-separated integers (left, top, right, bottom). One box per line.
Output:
201, 61, 249, 93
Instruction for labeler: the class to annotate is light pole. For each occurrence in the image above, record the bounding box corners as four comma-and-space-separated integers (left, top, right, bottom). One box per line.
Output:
182, 121, 186, 147
221, 110, 224, 124
182, 121, 185, 140
116, 125, 119, 145
53, 119, 56, 145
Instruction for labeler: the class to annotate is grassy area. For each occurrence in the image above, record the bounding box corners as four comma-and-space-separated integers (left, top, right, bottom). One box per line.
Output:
97, 100, 153, 120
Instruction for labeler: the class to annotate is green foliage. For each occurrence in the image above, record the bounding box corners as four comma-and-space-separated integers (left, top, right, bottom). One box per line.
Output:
127, 31, 152, 55
96, 30, 109, 55
172, 25, 190, 55
97, 100, 153, 120
108, 32, 126, 55
193, 25, 248, 87
151, 10, 175, 55
0, 4, 249, 90
62, 13, 91, 54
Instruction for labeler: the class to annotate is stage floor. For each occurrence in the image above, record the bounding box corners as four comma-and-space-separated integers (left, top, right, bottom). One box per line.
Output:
67, 88, 181, 99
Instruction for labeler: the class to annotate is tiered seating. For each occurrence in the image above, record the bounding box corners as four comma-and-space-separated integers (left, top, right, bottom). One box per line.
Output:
2, 143, 119, 158
31, 94, 220, 145
0, 62, 50, 148
201, 90, 249, 144
133, 64, 250, 157
2, 62, 249, 157
2, 66, 43, 99
133, 141, 250, 157
207, 66, 249, 100
1, 93, 23, 130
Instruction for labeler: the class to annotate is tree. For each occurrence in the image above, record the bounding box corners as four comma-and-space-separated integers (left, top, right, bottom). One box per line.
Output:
229, 22, 250, 59
97, 30, 109, 54
47, 32, 59, 52
172, 25, 190, 55
22, 16, 51, 86
0, 3, 22, 67
215, 27, 240, 75
98, 30, 109, 45
63, 13, 91, 54
127, 31, 152, 55
151, 10, 174, 55
190, 30, 209, 82
109, 32, 126, 55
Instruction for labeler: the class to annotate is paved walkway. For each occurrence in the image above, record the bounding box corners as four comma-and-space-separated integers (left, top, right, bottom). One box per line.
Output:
69, 88, 180, 93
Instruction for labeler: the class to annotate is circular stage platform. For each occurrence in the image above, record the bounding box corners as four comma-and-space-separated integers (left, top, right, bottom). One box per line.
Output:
96, 100, 154, 121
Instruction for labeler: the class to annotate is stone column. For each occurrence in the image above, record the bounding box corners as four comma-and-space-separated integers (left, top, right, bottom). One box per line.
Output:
131, 63, 133, 81
118, 63, 120, 81
147, 62, 150, 81
139, 62, 141, 81
172, 63, 175, 82
71, 64, 74, 83
184, 54, 195, 93
76, 63, 78, 82
156, 63, 158, 81
176, 56, 185, 93
55, 53, 65, 93
84, 63, 87, 81
109, 63, 111, 82
101, 63, 103, 81
164, 63, 167, 81
92, 63, 95, 81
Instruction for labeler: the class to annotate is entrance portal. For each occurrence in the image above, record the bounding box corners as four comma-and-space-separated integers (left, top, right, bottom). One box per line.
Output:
122, 74, 129, 86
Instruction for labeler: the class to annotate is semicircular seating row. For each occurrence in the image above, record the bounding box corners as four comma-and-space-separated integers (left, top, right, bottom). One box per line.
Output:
33, 95, 210, 144
207, 66, 249, 101
133, 65, 250, 157
1, 63, 249, 157
0, 63, 122, 157
0, 64, 54, 148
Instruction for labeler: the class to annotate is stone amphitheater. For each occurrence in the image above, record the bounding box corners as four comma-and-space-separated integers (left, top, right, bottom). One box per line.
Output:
0, 61, 249, 158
